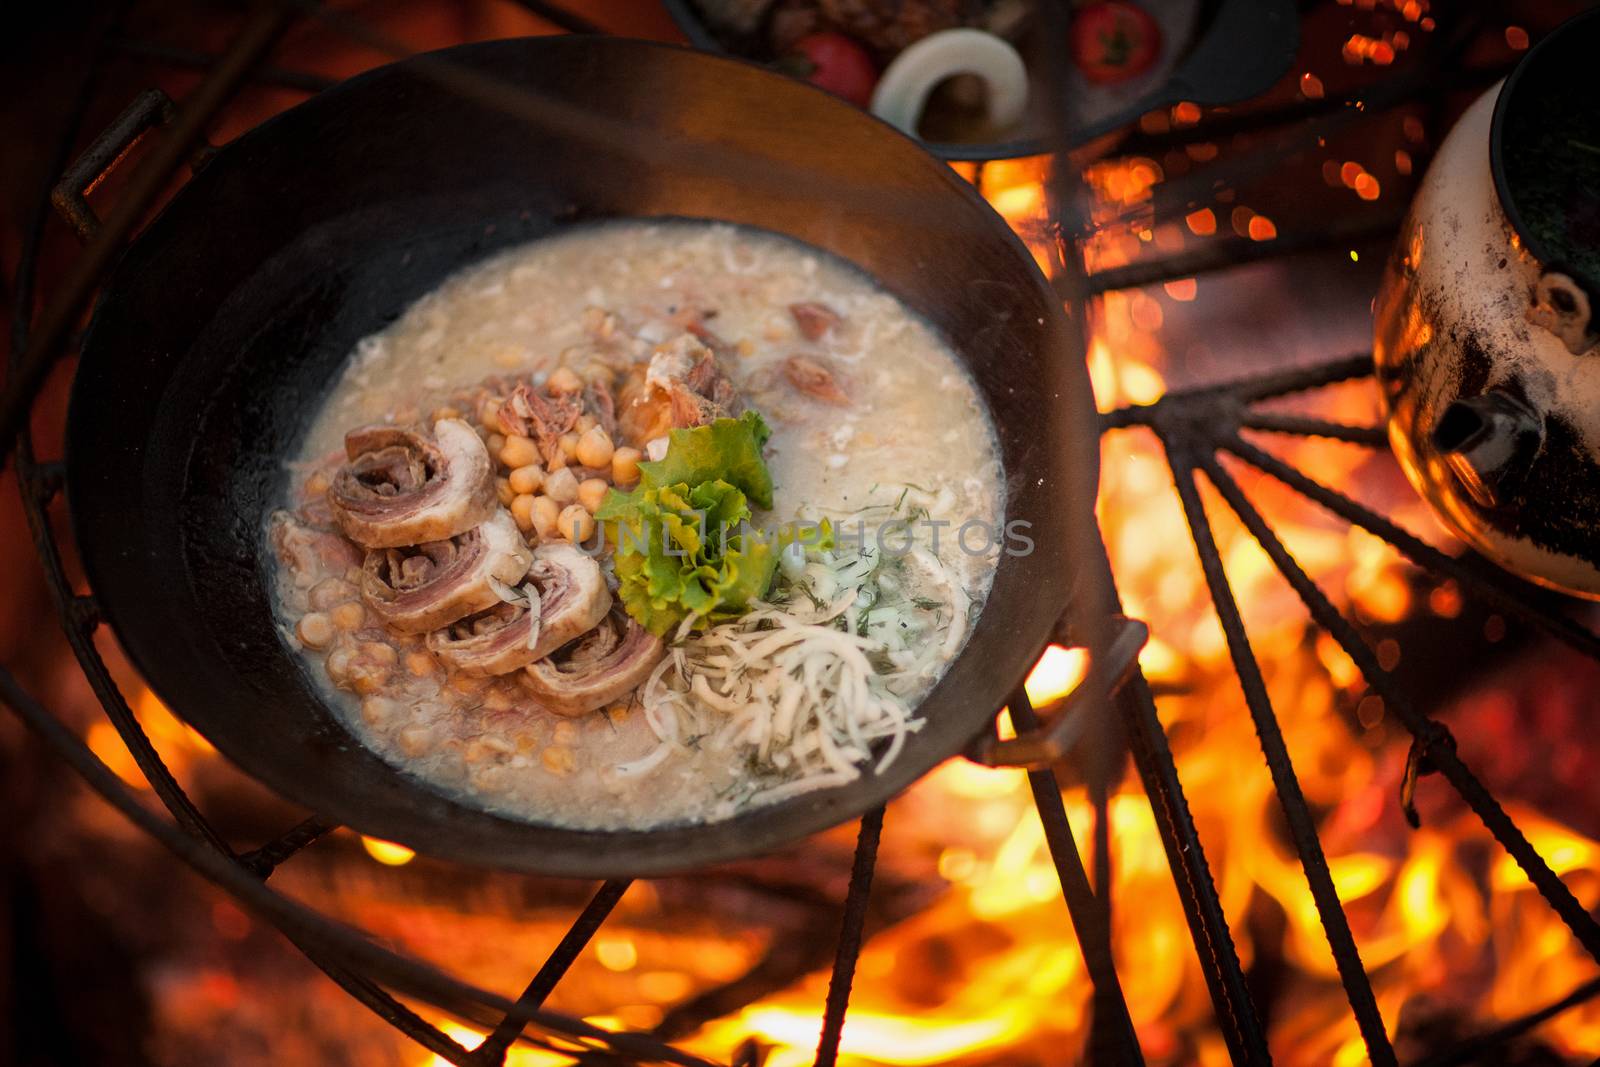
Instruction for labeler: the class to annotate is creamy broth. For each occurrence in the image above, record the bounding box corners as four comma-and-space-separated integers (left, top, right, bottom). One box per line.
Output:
272, 220, 1004, 828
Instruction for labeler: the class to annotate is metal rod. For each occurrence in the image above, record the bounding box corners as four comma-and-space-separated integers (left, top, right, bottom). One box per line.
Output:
1095, 10, 1490, 235
7, 12, 236, 859
1010, 687, 1146, 1066
1236, 411, 1388, 448
1409, 974, 1600, 1067
112, 36, 335, 92
1119, 672, 1273, 1064
476, 879, 633, 1065
501, 0, 606, 35
1199, 451, 1600, 966
0, 14, 565, 1065
1224, 433, 1600, 661
239, 814, 339, 878
814, 806, 885, 1067
1163, 448, 1397, 1066
0, 3, 293, 471
1099, 353, 1376, 432
0, 666, 718, 1067
1111, 60, 1508, 159
1082, 212, 1402, 295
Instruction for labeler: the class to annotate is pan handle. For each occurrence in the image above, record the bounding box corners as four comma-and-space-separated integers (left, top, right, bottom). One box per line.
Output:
51, 89, 178, 242
965, 615, 1148, 769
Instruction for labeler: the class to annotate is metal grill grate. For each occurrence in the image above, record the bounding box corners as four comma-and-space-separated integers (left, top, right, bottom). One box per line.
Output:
2, 4, 1598, 1065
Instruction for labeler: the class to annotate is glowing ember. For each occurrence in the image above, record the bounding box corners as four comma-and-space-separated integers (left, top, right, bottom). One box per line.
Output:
360, 836, 416, 866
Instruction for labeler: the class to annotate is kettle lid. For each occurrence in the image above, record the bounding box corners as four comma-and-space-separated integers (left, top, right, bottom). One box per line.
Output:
1491, 6, 1600, 301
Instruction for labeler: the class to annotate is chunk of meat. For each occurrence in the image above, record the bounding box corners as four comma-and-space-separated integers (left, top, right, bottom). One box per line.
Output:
521, 608, 666, 717
360, 511, 531, 634
497, 384, 582, 466
783, 354, 851, 406
789, 301, 842, 340
328, 419, 496, 549
584, 377, 618, 439
617, 334, 741, 445
270, 512, 361, 588
426, 543, 612, 675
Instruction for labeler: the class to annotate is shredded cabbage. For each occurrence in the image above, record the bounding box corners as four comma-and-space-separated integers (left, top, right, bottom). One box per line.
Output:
637, 494, 971, 805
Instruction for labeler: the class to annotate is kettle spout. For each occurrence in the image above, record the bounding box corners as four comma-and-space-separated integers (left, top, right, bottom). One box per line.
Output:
1430, 388, 1545, 508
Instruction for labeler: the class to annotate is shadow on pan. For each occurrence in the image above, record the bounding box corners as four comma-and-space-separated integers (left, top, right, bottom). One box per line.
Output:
66, 36, 1096, 876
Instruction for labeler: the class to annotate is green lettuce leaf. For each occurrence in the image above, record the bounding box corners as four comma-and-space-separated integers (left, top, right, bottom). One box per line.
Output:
597, 411, 787, 635
636, 410, 774, 509
603, 479, 778, 637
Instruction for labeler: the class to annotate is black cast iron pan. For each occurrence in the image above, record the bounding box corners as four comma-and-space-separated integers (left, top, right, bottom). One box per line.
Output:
67, 36, 1096, 876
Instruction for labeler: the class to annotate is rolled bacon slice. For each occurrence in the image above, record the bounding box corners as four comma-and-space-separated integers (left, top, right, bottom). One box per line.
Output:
521, 607, 666, 717
360, 511, 531, 635
425, 543, 612, 676
329, 418, 497, 549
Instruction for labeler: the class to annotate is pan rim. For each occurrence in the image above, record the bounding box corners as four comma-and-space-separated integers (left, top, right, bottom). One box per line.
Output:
66, 34, 1096, 876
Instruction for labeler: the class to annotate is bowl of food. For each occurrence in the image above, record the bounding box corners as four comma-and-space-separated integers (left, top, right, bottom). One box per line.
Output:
68, 36, 1093, 875
663, 0, 1300, 160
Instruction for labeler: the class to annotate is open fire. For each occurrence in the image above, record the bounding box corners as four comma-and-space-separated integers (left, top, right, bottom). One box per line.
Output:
70, 146, 1599, 1066
7, 2, 1598, 1065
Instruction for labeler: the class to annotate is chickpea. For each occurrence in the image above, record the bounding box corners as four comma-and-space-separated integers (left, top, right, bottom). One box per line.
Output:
296, 612, 334, 649
558, 432, 580, 462
477, 396, 503, 429
508, 464, 543, 495
486, 432, 507, 457
304, 471, 330, 496
405, 650, 436, 677
331, 601, 367, 631
575, 427, 614, 469
559, 504, 595, 543
606, 704, 631, 726
574, 413, 598, 435
544, 467, 579, 504
611, 447, 642, 486
398, 726, 433, 757
542, 746, 575, 775
577, 477, 610, 514
360, 641, 398, 667
469, 765, 505, 792
511, 493, 537, 532
499, 434, 538, 469
349, 661, 391, 695
547, 366, 583, 394
325, 646, 357, 685
530, 495, 562, 539
308, 577, 354, 611
361, 696, 399, 727
495, 476, 515, 507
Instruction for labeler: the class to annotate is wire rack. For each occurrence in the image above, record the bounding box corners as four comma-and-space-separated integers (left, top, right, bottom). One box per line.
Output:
3, 3, 1599, 1065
